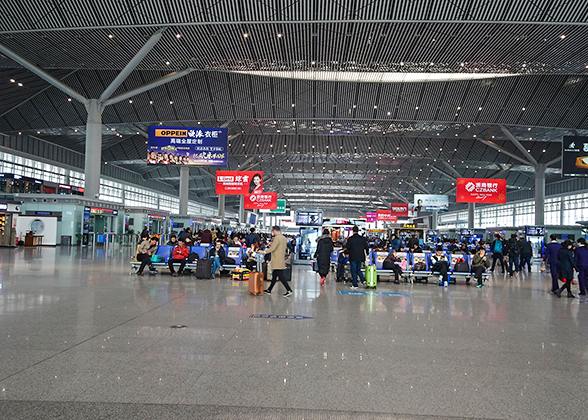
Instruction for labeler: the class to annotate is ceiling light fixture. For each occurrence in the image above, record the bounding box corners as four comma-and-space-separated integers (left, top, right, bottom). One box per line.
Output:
108, 34, 114, 39
176, 34, 181, 38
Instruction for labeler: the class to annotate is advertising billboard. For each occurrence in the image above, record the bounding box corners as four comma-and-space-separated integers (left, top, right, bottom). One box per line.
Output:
244, 193, 278, 210
366, 212, 377, 222
413, 194, 449, 212
456, 178, 507, 204
390, 203, 409, 218
562, 136, 588, 177
215, 171, 263, 195
147, 126, 228, 166
376, 210, 398, 222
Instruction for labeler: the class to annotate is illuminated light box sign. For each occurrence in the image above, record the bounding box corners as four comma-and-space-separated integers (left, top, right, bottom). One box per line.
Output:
244, 193, 277, 210
456, 178, 506, 204
562, 136, 588, 177
147, 126, 228, 166
216, 171, 263, 195
413, 194, 449, 212
366, 212, 377, 222
376, 210, 397, 222
149, 214, 166, 220
86, 206, 119, 216
390, 203, 409, 218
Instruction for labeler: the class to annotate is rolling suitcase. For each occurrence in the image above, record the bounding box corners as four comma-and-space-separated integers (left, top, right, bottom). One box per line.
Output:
249, 255, 265, 295
195, 259, 212, 279
365, 265, 377, 289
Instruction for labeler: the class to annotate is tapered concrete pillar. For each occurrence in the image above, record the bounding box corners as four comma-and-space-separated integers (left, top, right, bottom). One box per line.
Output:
535, 163, 546, 226
431, 212, 438, 230
179, 166, 189, 214
239, 195, 245, 224
468, 203, 475, 229
84, 99, 102, 198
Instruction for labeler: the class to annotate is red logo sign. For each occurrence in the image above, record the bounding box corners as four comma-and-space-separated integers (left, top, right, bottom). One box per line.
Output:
244, 193, 278, 210
215, 171, 263, 195
456, 178, 507, 203
376, 210, 398, 221
390, 203, 409, 217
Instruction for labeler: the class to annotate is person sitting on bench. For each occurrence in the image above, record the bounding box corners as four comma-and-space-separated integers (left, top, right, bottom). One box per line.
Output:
383, 250, 404, 284
471, 247, 490, 288
336, 250, 349, 282
168, 239, 190, 277
136, 236, 158, 276
431, 247, 450, 287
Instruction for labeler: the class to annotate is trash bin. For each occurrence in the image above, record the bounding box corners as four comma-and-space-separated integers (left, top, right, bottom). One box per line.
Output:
60, 235, 72, 246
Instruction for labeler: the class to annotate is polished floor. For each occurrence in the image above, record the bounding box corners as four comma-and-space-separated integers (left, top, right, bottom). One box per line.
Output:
0, 246, 586, 419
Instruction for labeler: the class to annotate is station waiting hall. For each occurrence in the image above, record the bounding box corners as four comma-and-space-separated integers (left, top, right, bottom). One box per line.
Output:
1, 1, 588, 419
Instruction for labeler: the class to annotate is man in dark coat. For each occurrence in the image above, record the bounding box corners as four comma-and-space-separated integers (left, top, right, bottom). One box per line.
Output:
315, 229, 333, 286
519, 236, 533, 273
574, 238, 588, 296
346, 226, 369, 289
544, 234, 563, 293
554, 240, 577, 298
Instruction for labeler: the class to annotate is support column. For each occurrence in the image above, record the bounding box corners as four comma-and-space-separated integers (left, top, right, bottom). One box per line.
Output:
179, 166, 189, 214
217, 194, 225, 220
535, 163, 546, 226
560, 197, 565, 225
84, 99, 102, 198
431, 212, 438, 230
468, 203, 475, 229
239, 195, 245, 224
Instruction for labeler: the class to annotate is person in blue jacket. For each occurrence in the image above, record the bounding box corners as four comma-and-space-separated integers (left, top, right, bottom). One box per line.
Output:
574, 238, 588, 296
336, 250, 349, 282
544, 234, 563, 293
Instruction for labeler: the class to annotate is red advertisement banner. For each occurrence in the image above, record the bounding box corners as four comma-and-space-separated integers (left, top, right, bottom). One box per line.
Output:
215, 171, 263, 195
390, 203, 409, 217
244, 193, 278, 210
376, 210, 398, 221
456, 178, 507, 204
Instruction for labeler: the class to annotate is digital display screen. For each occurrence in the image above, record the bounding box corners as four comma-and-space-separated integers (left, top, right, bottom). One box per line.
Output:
296, 211, 323, 226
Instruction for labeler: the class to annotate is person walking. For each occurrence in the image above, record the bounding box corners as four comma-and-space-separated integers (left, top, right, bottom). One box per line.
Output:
519, 236, 533, 272
262, 226, 293, 297
471, 248, 490, 288
346, 226, 369, 289
574, 238, 588, 296
314, 229, 334, 286
544, 234, 563, 293
554, 240, 577, 298
507, 234, 521, 277
490, 234, 506, 273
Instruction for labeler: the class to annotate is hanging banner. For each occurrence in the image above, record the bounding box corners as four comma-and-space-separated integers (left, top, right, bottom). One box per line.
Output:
562, 136, 588, 177
244, 193, 278, 210
270, 199, 287, 213
215, 171, 263, 195
456, 178, 507, 204
366, 212, 377, 222
147, 126, 228, 166
376, 210, 398, 222
390, 203, 409, 218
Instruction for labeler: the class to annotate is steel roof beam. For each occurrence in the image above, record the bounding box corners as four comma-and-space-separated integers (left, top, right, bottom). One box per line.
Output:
499, 125, 538, 167
546, 156, 562, 167
389, 188, 409, 203
476, 137, 534, 166
0, 43, 88, 105
99, 28, 166, 104
102, 68, 194, 106
430, 166, 457, 181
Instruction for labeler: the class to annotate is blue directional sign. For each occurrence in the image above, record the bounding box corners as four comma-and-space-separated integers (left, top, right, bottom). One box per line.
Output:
249, 314, 313, 320
339, 291, 412, 298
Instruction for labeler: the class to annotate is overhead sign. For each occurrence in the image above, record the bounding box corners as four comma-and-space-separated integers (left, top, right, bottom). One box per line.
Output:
249, 314, 313, 320
413, 194, 449, 212
244, 193, 278, 210
87, 206, 119, 216
215, 171, 263, 195
456, 178, 507, 204
147, 126, 228, 166
562, 136, 588, 177
366, 212, 377, 222
270, 199, 286, 213
390, 203, 409, 217
376, 210, 397, 222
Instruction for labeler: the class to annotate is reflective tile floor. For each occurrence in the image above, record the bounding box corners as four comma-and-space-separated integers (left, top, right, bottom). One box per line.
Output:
0, 246, 587, 419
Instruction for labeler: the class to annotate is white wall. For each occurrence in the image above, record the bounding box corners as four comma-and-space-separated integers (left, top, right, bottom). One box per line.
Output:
16, 216, 58, 245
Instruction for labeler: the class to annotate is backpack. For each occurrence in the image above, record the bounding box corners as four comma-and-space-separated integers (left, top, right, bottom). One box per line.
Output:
509, 242, 520, 257
493, 240, 503, 253
454, 261, 470, 272
187, 252, 199, 263
413, 261, 427, 271
151, 254, 164, 263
